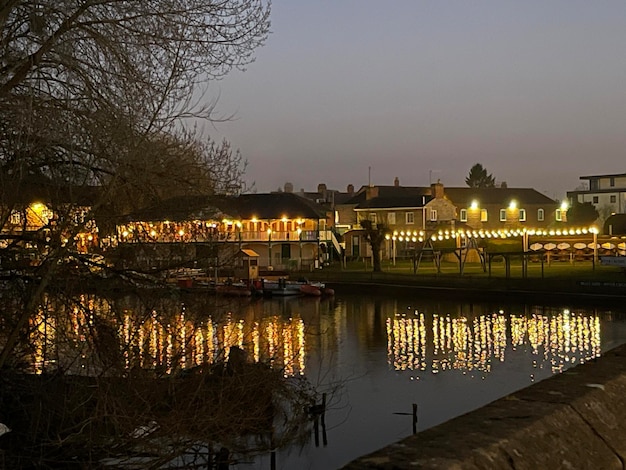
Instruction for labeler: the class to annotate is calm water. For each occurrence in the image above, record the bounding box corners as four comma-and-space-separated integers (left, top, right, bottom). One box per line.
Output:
233, 293, 626, 470
23, 291, 626, 469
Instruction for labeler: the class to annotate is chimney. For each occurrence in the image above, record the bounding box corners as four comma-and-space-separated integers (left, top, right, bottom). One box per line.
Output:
347, 184, 354, 195
431, 180, 444, 199
317, 183, 327, 198
394, 177, 400, 187
366, 186, 379, 200
284, 182, 293, 193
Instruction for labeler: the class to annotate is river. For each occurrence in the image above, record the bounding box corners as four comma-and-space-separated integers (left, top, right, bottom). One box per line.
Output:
20, 290, 626, 469
235, 292, 626, 470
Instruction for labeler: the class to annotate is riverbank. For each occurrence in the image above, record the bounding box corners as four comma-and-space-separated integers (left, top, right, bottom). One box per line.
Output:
342, 341, 626, 469
299, 261, 626, 303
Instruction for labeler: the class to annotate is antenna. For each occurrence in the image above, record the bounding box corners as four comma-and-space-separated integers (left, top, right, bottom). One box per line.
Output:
429, 169, 441, 184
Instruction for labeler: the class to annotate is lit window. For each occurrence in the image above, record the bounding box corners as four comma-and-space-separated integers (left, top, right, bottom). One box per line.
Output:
556, 209, 562, 222
480, 209, 488, 222
10, 211, 21, 225
459, 209, 467, 222
369, 213, 377, 224
499, 209, 506, 221
430, 209, 437, 221
387, 212, 396, 224
537, 208, 544, 222
519, 209, 526, 222
406, 212, 414, 224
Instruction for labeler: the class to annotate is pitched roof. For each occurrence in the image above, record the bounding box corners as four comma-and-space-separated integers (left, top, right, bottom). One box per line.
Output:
123, 195, 231, 222
235, 193, 326, 219
123, 192, 326, 222
356, 195, 433, 209
346, 185, 431, 205
442, 187, 556, 206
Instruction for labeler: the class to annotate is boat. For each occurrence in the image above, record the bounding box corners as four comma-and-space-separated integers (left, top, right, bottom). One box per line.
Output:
215, 283, 252, 296
261, 279, 302, 297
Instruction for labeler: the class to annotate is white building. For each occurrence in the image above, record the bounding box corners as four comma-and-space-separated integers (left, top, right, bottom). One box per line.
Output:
567, 173, 626, 220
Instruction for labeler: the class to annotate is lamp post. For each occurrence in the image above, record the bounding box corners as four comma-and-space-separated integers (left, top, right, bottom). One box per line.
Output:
297, 227, 302, 270
267, 227, 272, 268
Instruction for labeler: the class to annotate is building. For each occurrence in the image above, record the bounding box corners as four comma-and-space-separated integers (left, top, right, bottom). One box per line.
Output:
114, 192, 334, 272
567, 173, 626, 226
340, 178, 560, 260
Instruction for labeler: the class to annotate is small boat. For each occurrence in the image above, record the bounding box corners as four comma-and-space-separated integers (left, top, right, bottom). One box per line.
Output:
215, 283, 252, 296
261, 278, 301, 296
299, 283, 322, 296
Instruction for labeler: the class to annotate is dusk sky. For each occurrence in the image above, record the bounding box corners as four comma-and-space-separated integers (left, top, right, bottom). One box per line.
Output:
209, 1, 626, 200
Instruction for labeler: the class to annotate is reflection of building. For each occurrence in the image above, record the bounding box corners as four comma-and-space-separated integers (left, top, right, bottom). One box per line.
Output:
386, 309, 601, 375
28, 296, 309, 377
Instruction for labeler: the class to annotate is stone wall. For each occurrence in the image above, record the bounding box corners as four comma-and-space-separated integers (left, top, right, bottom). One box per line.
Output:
343, 343, 626, 469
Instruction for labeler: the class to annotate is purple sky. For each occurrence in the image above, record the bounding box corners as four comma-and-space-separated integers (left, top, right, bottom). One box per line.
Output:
208, 1, 626, 200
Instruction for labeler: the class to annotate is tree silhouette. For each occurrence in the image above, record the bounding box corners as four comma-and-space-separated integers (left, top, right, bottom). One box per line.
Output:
566, 201, 599, 226
465, 164, 496, 188
360, 219, 389, 272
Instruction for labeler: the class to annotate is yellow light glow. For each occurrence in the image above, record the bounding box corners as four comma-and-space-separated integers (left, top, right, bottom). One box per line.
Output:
509, 200, 517, 210
561, 201, 569, 211
470, 200, 479, 210
281, 216, 288, 222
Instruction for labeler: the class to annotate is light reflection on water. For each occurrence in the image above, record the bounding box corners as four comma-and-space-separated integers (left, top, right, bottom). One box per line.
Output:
387, 310, 601, 376
22, 293, 626, 470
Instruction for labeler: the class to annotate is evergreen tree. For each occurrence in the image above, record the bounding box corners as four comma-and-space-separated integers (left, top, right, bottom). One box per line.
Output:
465, 163, 496, 188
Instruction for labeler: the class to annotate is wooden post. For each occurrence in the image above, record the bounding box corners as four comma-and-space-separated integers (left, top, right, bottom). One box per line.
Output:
321, 393, 328, 446
412, 403, 418, 435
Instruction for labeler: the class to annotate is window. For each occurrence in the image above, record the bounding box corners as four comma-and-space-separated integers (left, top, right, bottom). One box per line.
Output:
610, 177, 615, 187
499, 209, 506, 221
10, 211, 21, 225
519, 209, 526, 222
369, 213, 377, 224
593, 196, 599, 204
387, 212, 396, 224
556, 209, 562, 222
480, 209, 488, 222
459, 209, 467, 222
610, 195, 617, 203
537, 208, 544, 222
406, 212, 414, 224
430, 209, 437, 221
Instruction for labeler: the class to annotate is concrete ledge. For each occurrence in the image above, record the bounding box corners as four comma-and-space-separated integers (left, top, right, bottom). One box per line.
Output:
343, 344, 626, 469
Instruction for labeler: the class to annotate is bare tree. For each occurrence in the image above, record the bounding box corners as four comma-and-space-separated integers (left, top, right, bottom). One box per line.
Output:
0, 3, 325, 467
0, 0, 270, 364
360, 219, 389, 273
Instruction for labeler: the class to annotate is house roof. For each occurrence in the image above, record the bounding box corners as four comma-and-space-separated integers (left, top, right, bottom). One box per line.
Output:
123, 192, 326, 222
122, 195, 231, 222
442, 187, 556, 206
1, 171, 100, 206
356, 195, 433, 209
346, 185, 431, 206
235, 193, 326, 219
580, 173, 626, 180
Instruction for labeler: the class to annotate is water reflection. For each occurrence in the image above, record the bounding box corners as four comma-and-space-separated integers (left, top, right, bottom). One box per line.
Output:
28, 295, 307, 377
387, 309, 601, 375
19, 294, 626, 470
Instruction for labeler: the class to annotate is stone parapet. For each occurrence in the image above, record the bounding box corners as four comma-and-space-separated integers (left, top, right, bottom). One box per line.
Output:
343, 344, 626, 469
